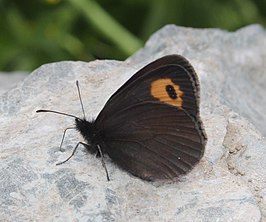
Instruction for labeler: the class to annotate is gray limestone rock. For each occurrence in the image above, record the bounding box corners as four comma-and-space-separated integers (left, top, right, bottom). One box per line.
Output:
0, 71, 28, 95
0, 24, 265, 221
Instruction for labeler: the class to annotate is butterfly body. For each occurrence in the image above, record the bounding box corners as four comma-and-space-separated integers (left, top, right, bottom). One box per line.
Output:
75, 118, 98, 154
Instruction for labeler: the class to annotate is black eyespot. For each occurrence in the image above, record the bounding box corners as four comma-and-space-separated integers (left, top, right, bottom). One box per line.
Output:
166, 85, 177, 99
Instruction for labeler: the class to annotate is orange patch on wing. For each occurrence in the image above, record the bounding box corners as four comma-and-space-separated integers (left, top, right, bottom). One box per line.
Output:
150, 78, 184, 108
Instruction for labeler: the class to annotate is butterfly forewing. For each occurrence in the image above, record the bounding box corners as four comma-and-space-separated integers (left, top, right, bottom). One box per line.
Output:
97, 64, 200, 125
106, 55, 200, 104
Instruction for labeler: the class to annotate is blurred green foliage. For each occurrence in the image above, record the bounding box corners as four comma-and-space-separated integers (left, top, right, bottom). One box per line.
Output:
0, 0, 265, 72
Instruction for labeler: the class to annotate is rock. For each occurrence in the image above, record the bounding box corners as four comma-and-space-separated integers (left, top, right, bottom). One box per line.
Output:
0, 24, 265, 221
0, 71, 28, 95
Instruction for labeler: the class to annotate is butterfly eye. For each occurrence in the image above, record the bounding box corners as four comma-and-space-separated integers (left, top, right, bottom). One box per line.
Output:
166, 84, 178, 99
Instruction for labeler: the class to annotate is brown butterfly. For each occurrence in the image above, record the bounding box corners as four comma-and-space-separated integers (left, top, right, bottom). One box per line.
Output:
37, 55, 207, 181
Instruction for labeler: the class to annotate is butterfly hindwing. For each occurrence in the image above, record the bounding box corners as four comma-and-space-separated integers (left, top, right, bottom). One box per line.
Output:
99, 102, 204, 181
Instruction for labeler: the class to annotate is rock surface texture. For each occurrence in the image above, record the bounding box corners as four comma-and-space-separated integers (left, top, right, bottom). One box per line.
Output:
0, 72, 27, 95
0, 25, 265, 221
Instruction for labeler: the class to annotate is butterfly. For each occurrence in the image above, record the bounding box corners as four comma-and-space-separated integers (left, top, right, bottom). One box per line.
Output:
37, 54, 207, 182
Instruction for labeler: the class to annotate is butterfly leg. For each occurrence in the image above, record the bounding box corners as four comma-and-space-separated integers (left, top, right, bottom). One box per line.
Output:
56, 141, 86, 165
56, 142, 110, 181
59, 127, 76, 151
97, 144, 110, 181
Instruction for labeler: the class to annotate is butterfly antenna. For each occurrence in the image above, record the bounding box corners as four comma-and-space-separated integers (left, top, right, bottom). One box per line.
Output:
36, 110, 81, 120
76, 80, 86, 119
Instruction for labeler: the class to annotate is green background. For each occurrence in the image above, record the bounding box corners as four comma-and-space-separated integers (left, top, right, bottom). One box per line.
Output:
1, 0, 265, 72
